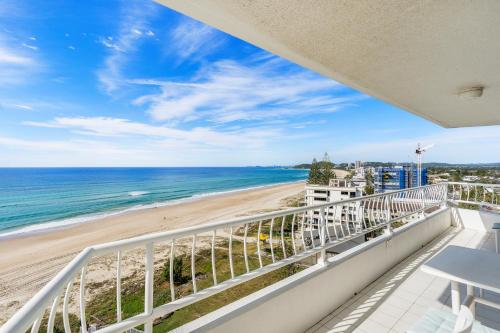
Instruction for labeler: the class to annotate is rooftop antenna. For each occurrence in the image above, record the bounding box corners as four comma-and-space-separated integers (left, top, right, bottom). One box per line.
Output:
415, 143, 434, 187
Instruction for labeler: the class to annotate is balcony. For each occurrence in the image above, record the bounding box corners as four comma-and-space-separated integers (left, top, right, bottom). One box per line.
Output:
1, 182, 499, 333
307, 217, 500, 333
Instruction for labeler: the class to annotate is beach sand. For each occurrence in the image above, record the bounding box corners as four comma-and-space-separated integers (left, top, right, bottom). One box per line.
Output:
0, 181, 305, 324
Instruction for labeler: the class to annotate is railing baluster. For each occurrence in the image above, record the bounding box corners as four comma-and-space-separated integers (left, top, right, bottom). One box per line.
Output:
257, 220, 263, 268
270, 217, 275, 263
291, 213, 297, 256
345, 203, 352, 237
30, 316, 42, 333
79, 266, 87, 333
229, 227, 235, 279
63, 279, 73, 333
211, 230, 218, 285
339, 203, 347, 238
145, 242, 154, 333
243, 224, 249, 273
47, 295, 59, 333
280, 216, 286, 259
116, 250, 122, 323
331, 204, 340, 240
324, 206, 332, 242
169, 240, 175, 301
191, 234, 197, 293
308, 211, 315, 249
300, 212, 306, 251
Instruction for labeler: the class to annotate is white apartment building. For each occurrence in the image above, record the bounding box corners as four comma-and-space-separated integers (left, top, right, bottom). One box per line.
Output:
305, 178, 363, 206
463, 175, 481, 182
305, 179, 364, 228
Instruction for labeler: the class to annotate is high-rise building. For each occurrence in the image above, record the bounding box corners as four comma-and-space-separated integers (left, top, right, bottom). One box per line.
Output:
374, 166, 427, 193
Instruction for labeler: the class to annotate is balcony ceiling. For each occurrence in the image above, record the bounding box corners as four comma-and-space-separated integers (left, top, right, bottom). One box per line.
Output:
157, 0, 500, 128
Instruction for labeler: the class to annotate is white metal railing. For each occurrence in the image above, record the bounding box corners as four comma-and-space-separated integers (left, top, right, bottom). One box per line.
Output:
447, 182, 500, 208
0, 184, 447, 333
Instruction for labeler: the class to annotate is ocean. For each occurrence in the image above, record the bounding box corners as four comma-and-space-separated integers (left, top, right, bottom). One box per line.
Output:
0, 167, 308, 237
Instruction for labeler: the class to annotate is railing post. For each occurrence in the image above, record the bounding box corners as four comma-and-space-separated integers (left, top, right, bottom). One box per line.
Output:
384, 196, 393, 243
444, 183, 449, 208
144, 243, 154, 333
318, 207, 327, 265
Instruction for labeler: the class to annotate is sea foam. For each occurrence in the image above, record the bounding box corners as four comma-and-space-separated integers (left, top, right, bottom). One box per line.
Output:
128, 191, 149, 197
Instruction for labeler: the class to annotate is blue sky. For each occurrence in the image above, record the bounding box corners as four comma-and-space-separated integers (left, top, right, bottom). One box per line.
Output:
0, 0, 499, 167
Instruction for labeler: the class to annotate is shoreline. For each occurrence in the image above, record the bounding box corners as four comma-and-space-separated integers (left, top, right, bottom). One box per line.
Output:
0, 179, 305, 241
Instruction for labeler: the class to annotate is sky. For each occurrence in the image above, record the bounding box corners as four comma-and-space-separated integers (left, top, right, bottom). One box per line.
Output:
0, 0, 499, 167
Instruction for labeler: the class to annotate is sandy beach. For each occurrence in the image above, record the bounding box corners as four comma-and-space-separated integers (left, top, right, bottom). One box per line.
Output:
0, 181, 305, 324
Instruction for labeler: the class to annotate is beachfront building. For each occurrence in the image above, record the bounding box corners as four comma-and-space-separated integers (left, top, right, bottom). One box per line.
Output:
305, 178, 362, 206
374, 166, 428, 193
305, 179, 363, 228
3, 2, 500, 333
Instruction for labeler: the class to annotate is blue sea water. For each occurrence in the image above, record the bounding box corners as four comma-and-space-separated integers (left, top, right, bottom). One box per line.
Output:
0, 167, 308, 237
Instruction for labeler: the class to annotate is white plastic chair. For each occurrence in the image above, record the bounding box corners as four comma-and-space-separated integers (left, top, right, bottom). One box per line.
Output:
453, 305, 474, 333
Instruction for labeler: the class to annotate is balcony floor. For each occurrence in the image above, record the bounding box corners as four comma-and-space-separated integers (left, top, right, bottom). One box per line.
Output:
306, 227, 500, 333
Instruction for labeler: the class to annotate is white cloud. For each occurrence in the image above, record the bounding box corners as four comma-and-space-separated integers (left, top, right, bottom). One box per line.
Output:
12, 104, 33, 110
96, 1, 158, 94
23, 116, 280, 148
131, 57, 363, 123
0, 36, 40, 85
68, 45, 76, 51
168, 18, 224, 64
0, 47, 34, 65
22, 43, 38, 51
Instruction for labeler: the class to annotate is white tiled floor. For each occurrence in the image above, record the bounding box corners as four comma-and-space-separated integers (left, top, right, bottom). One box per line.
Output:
306, 227, 500, 333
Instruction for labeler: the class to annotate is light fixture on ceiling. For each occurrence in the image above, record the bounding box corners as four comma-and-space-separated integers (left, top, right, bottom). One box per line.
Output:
458, 86, 484, 99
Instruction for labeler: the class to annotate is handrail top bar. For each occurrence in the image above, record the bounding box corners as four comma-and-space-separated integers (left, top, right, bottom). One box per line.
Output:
447, 182, 500, 188
91, 184, 445, 254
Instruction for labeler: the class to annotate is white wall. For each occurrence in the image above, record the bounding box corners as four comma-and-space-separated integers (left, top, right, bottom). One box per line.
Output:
176, 207, 451, 333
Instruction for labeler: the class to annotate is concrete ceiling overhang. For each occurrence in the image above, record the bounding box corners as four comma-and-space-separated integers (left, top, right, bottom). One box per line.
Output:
156, 0, 500, 128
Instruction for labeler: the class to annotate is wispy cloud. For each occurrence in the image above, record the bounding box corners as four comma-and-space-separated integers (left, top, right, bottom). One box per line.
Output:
22, 42, 37, 51
12, 104, 33, 110
0, 47, 33, 65
0, 35, 40, 85
131, 56, 364, 124
1, 99, 80, 112
168, 18, 224, 64
23, 116, 280, 148
96, 1, 158, 94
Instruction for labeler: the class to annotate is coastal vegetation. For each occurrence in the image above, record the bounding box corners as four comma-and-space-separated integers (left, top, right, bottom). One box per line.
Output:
307, 153, 336, 185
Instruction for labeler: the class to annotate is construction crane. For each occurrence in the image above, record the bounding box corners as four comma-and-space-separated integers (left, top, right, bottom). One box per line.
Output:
415, 143, 434, 187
